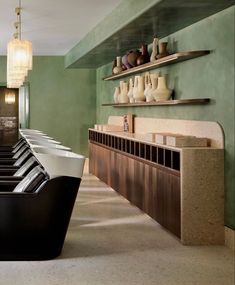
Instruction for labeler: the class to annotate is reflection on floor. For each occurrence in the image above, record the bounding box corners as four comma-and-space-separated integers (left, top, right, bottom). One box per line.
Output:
0, 173, 234, 285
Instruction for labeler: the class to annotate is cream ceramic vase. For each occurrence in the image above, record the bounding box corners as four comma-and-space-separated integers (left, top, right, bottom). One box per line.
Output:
134, 76, 145, 102
150, 37, 159, 62
132, 76, 138, 101
113, 86, 120, 103
113, 56, 123, 74
147, 73, 158, 102
144, 72, 151, 102
119, 81, 129, 103
127, 78, 134, 103
153, 76, 172, 101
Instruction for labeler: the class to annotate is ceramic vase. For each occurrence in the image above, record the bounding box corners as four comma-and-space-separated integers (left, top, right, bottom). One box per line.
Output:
150, 37, 159, 62
112, 58, 117, 74
148, 73, 159, 102
133, 76, 138, 101
144, 72, 151, 101
152, 76, 172, 101
127, 78, 134, 103
113, 56, 123, 74
136, 44, 150, 66
119, 81, 129, 103
113, 86, 120, 103
133, 76, 145, 102
127, 50, 141, 67
156, 42, 169, 59
122, 54, 132, 69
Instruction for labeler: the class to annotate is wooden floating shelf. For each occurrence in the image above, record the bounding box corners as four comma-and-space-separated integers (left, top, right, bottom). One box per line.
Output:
103, 50, 210, 81
102, 98, 210, 107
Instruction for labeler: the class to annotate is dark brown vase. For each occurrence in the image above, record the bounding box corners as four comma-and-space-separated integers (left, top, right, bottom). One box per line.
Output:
136, 44, 150, 66
127, 50, 141, 67
156, 42, 169, 59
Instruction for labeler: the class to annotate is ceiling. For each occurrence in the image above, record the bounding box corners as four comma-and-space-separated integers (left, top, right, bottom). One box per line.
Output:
0, 0, 122, 56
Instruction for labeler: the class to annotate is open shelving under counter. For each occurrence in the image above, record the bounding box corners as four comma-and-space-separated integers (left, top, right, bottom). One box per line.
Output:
88, 117, 225, 245
103, 50, 210, 81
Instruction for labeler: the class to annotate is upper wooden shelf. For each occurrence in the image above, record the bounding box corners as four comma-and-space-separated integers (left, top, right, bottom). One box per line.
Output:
103, 50, 210, 81
102, 98, 210, 107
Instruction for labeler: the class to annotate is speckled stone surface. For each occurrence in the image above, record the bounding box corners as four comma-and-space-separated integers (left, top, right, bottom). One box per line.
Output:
0, 173, 233, 285
225, 226, 235, 251
181, 148, 224, 245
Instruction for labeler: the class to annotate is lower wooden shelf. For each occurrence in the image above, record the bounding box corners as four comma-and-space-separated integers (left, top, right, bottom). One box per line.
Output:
102, 98, 210, 107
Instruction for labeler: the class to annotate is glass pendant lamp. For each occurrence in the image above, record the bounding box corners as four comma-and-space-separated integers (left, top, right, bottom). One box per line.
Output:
7, 1, 33, 88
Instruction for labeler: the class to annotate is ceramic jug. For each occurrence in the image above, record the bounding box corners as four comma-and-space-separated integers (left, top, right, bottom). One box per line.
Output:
127, 78, 134, 103
150, 37, 159, 62
119, 81, 129, 103
132, 76, 138, 101
113, 86, 120, 103
144, 72, 151, 101
134, 76, 145, 102
152, 76, 172, 101
148, 73, 158, 102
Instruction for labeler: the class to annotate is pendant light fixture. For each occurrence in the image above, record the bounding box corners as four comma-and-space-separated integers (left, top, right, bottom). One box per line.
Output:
7, 0, 33, 88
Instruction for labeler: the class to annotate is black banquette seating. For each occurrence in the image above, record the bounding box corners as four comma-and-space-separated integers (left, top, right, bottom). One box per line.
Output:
0, 137, 82, 260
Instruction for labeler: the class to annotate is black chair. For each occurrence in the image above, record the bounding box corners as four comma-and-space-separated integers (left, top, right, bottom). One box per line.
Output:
0, 166, 81, 260
0, 137, 25, 152
0, 156, 40, 180
0, 149, 33, 168
0, 143, 29, 159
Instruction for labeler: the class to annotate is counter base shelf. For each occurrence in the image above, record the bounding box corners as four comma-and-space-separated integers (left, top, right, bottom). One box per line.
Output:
88, 129, 224, 245
102, 98, 210, 107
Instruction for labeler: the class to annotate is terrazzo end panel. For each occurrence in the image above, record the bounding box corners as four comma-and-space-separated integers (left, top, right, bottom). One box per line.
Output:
181, 148, 224, 245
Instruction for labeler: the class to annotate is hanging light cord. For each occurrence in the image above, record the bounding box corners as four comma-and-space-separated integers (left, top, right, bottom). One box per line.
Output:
15, 0, 21, 40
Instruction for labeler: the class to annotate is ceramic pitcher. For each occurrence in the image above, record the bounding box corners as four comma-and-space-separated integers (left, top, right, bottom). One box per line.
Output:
153, 75, 172, 101
134, 76, 145, 102
119, 81, 129, 103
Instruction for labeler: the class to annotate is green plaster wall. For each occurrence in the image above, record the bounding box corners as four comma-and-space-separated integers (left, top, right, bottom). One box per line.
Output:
96, 7, 235, 229
0, 56, 96, 156
65, 0, 161, 68
0, 57, 7, 82
27, 57, 96, 156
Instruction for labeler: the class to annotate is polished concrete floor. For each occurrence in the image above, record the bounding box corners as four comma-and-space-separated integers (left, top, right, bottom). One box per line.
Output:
0, 173, 234, 285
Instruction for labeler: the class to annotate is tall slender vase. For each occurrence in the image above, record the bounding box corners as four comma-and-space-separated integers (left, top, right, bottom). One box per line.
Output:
113, 56, 123, 74
134, 76, 145, 102
113, 86, 120, 103
150, 38, 159, 62
148, 73, 158, 102
153, 76, 172, 101
133, 76, 138, 101
144, 72, 151, 101
127, 78, 134, 103
119, 81, 129, 103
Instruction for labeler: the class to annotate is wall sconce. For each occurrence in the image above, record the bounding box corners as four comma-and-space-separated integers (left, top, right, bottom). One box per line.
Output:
5, 91, 16, 104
